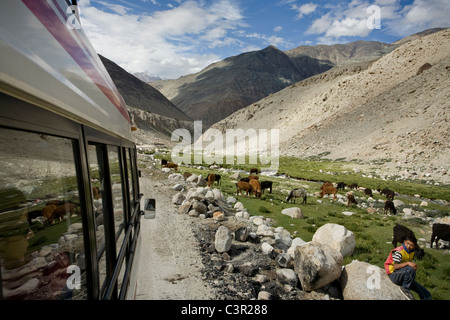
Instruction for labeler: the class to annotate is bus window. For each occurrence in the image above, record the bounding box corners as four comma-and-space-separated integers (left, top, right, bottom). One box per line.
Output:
125, 149, 135, 212
87, 144, 109, 294
0, 128, 87, 300
106, 146, 125, 252
106, 146, 126, 294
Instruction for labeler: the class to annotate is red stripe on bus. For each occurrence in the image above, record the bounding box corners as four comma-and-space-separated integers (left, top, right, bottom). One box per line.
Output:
22, 0, 131, 124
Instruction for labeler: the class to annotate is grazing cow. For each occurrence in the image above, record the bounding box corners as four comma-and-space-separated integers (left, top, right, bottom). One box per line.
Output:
337, 182, 346, 190
207, 173, 216, 187
163, 162, 178, 171
249, 179, 262, 198
236, 181, 254, 197
347, 193, 357, 207
27, 209, 43, 225
52, 203, 76, 222
392, 224, 425, 259
349, 183, 359, 190
430, 223, 450, 249
161, 159, 168, 166
250, 168, 259, 175
384, 200, 397, 215
320, 184, 337, 200
260, 181, 272, 194
320, 182, 333, 190
285, 189, 307, 204
364, 188, 373, 197
381, 188, 395, 200
42, 204, 57, 224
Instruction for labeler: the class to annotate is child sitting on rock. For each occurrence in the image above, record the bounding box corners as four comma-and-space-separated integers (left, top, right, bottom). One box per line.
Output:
384, 236, 432, 300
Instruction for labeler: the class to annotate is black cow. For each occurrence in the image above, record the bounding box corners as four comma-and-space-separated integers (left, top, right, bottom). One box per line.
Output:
392, 224, 425, 259
430, 223, 450, 249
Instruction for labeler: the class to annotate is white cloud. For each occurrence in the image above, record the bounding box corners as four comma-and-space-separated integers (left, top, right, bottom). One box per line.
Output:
386, 0, 450, 36
243, 32, 292, 48
296, 3, 318, 19
305, 0, 449, 43
78, 0, 246, 78
274, 26, 283, 32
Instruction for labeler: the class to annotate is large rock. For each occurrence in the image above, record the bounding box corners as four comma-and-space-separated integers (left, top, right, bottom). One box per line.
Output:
340, 260, 408, 300
294, 241, 343, 291
186, 174, 199, 183
312, 223, 355, 257
215, 226, 232, 253
281, 207, 304, 219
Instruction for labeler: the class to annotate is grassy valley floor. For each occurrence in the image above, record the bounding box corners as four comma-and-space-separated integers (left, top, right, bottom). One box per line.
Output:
141, 150, 450, 300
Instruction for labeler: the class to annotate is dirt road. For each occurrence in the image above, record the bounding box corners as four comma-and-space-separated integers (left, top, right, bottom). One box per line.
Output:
135, 172, 215, 300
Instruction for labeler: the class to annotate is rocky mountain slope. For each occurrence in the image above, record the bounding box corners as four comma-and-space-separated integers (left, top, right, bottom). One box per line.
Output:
100, 55, 191, 122
99, 55, 193, 144
152, 41, 391, 128
207, 29, 450, 183
286, 40, 391, 67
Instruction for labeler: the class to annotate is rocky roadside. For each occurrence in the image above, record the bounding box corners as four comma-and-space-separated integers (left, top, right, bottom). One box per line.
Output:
152, 168, 413, 301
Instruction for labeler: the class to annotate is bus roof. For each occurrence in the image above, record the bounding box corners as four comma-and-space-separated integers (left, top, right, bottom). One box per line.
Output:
0, 0, 133, 141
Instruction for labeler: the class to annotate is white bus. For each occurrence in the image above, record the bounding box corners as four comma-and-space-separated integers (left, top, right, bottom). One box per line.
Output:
0, 0, 153, 300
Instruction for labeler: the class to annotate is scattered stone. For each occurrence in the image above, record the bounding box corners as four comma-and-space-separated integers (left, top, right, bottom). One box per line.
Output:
281, 207, 304, 219
276, 268, 298, 287
212, 211, 225, 221
236, 262, 258, 277
215, 226, 232, 253
294, 241, 343, 291
258, 290, 272, 300
172, 192, 185, 205
312, 223, 355, 257
261, 242, 274, 255
234, 227, 250, 242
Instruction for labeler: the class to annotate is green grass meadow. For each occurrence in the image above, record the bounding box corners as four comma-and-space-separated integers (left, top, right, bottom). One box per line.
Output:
147, 151, 450, 300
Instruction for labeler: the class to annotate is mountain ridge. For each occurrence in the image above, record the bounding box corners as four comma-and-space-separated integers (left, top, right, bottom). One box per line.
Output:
152, 40, 393, 127
205, 28, 450, 183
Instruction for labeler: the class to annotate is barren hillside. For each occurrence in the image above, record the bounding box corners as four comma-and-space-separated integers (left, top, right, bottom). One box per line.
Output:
208, 29, 450, 183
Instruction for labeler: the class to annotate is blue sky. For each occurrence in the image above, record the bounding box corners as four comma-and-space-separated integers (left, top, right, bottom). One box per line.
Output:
78, 0, 449, 79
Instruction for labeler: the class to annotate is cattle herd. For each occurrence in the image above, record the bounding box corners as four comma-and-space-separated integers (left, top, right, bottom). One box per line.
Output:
161, 159, 449, 252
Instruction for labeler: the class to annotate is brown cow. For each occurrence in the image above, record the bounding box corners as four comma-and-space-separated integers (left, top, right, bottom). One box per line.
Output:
42, 204, 57, 223
250, 168, 259, 175
320, 182, 333, 190
249, 179, 262, 198
52, 203, 76, 222
163, 162, 178, 171
236, 181, 254, 197
320, 185, 337, 200
347, 193, 357, 207
207, 173, 216, 187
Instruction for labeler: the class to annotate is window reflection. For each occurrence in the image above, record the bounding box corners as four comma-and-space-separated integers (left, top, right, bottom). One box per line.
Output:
0, 128, 86, 300
107, 146, 125, 294
88, 144, 108, 292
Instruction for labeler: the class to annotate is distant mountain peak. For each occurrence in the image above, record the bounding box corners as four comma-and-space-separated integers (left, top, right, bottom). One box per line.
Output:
133, 71, 163, 83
